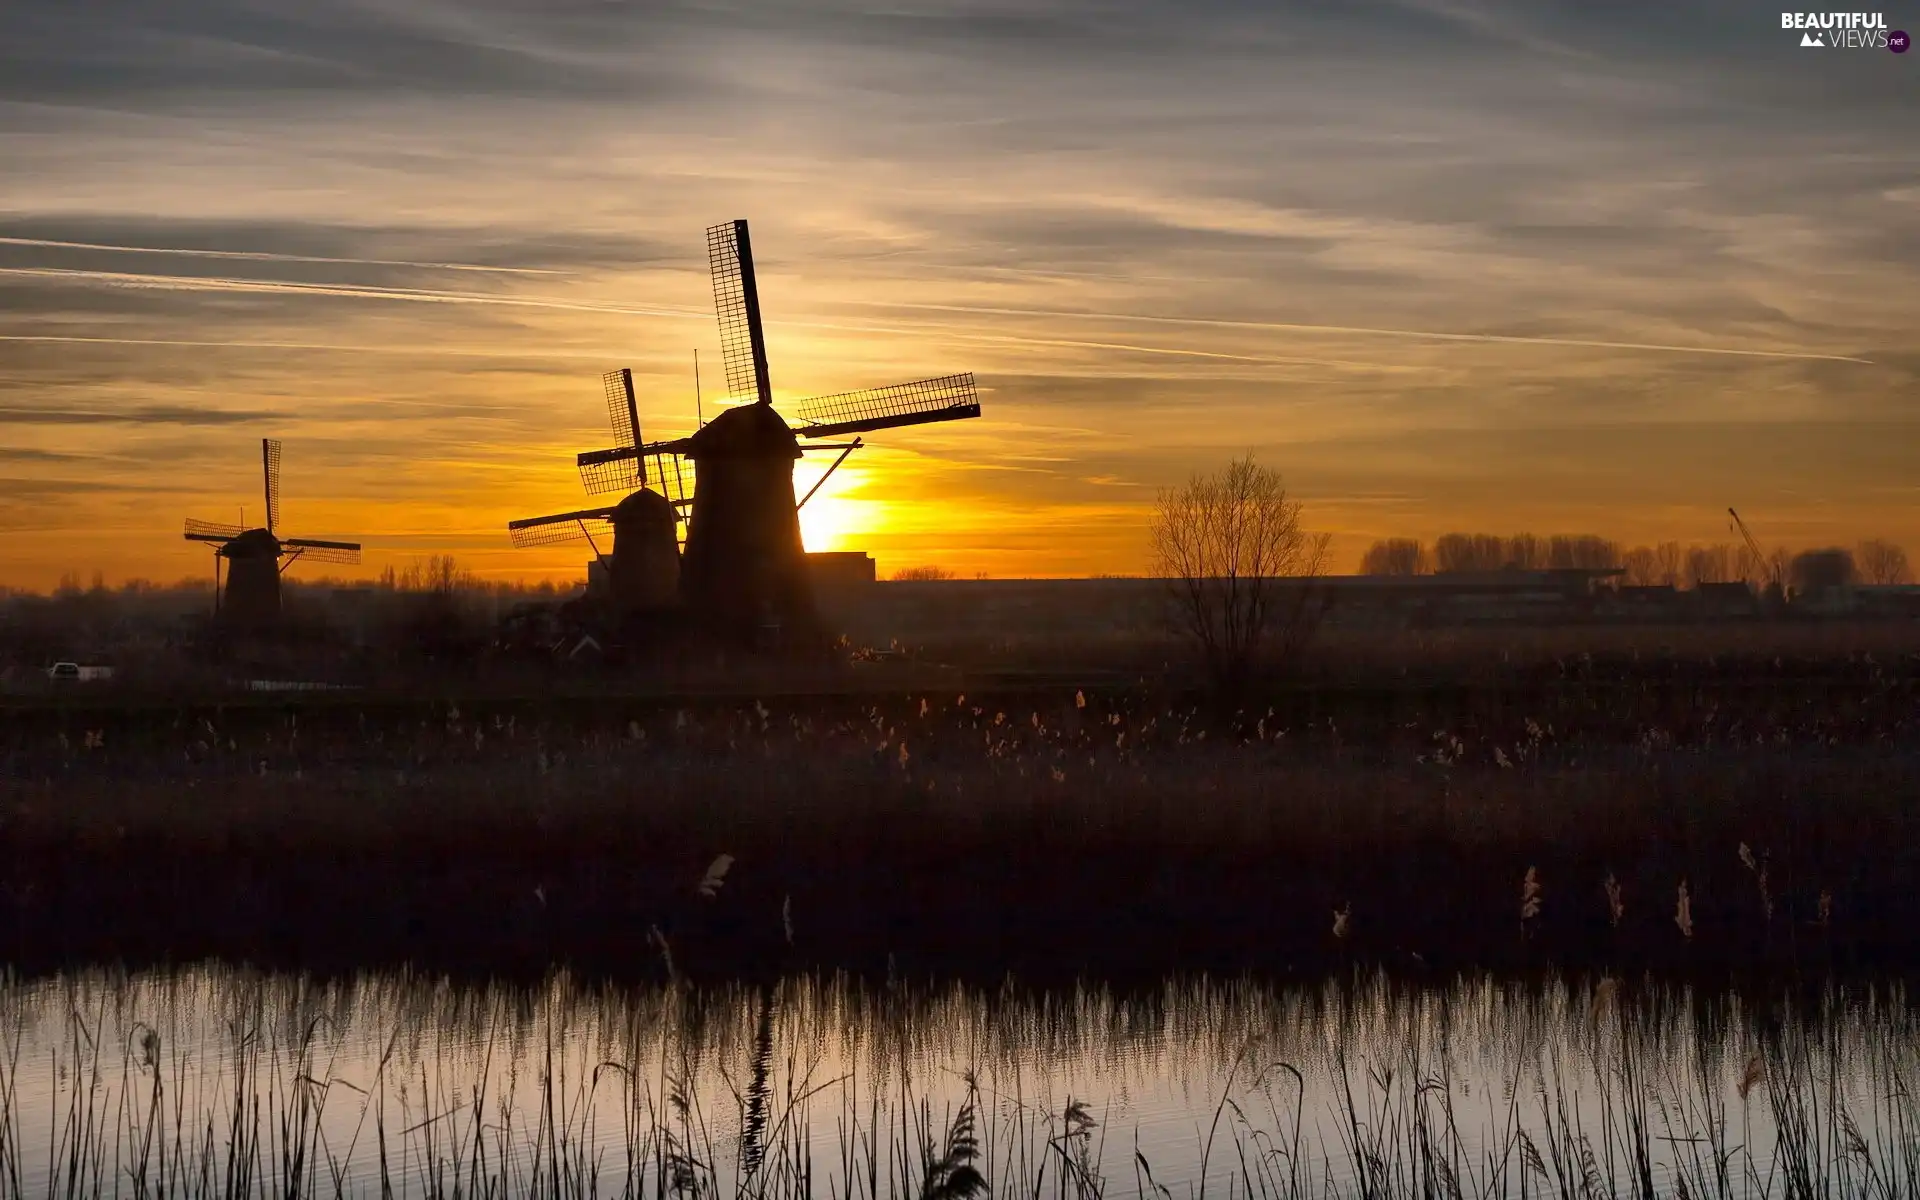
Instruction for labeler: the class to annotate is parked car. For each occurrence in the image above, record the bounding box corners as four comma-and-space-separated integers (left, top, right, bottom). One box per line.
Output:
46, 661, 114, 682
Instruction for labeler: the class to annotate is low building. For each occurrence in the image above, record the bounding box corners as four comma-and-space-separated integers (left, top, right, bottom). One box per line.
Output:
1695, 581, 1759, 617
807, 551, 877, 591
1836, 584, 1920, 618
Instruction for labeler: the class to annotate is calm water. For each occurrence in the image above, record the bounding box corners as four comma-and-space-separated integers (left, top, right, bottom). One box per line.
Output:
2, 967, 1915, 1198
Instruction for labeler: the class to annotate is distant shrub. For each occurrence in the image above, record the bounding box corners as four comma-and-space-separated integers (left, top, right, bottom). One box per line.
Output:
1791, 548, 1856, 594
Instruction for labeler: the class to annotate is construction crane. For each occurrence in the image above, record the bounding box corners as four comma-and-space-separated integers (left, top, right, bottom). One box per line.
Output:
1728, 507, 1782, 589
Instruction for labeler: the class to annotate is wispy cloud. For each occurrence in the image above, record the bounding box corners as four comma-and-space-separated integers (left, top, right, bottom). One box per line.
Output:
0, 235, 571, 274
0, 0, 1914, 585
0, 267, 708, 320
1, 404, 277, 426
857, 302, 1878, 364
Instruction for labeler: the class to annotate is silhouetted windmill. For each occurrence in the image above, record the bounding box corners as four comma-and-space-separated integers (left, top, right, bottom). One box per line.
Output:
506, 367, 683, 614
183, 438, 362, 624
572, 219, 982, 644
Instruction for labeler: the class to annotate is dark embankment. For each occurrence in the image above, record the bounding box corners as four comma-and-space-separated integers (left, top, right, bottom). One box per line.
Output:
3, 657, 1917, 984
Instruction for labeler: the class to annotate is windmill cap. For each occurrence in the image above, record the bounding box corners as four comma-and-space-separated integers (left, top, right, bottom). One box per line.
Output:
610, 487, 676, 523
686, 402, 800, 461
220, 528, 282, 558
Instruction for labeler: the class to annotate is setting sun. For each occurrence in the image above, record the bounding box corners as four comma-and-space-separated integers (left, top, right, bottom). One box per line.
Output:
795, 463, 873, 556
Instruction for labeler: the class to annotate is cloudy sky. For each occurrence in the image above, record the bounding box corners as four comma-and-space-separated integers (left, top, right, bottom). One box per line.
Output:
2, 0, 1915, 587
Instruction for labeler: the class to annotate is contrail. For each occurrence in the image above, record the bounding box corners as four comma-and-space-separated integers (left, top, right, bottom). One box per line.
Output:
0, 236, 571, 275
0, 267, 708, 320
857, 302, 1877, 365
776, 316, 1420, 373
0, 334, 629, 360
0, 335, 1391, 383
0, 269, 1419, 373
22, 264, 1830, 373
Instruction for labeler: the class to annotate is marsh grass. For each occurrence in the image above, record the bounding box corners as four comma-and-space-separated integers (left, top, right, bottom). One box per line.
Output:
1, 969, 1916, 1199
4, 641, 1919, 979
4, 673, 1919, 977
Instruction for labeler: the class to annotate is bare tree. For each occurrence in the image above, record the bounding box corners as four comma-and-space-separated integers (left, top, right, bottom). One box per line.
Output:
1434, 533, 1506, 573
1152, 456, 1331, 688
890, 565, 957, 581
1654, 542, 1684, 587
1360, 538, 1429, 575
1505, 533, 1544, 570
389, 555, 478, 595
1430, 531, 1618, 573
1685, 544, 1735, 589
1547, 535, 1622, 571
1620, 546, 1660, 587
1856, 539, 1913, 585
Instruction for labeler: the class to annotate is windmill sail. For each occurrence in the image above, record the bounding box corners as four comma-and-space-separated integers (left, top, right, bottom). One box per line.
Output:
795, 373, 980, 438
281, 537, 361, 564
707, 219, 772, 406
571, 220, 978, 542
593, 368, 645, 492
604, 368, 640, 449
508, 507, 616, 548
185, 517, 247, 543
263, 438, 282, 534
578, 440, 696, 505
576, 367, 698, 502
182, 440, 363, 563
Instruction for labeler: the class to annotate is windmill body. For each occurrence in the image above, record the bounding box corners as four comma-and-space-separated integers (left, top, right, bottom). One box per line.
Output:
679, 401, 814, 642
607, 487, 680, 610
221, 528, 287, 624
509, 496, 682, 617
183, 438, 363, 627
508, 368, 684, 617
565, 218, 985, 649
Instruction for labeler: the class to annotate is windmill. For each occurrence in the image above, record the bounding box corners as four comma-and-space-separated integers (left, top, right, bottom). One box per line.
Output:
506, 367, 682, 614
183, 438, 362, 624
570, 219, 982, 644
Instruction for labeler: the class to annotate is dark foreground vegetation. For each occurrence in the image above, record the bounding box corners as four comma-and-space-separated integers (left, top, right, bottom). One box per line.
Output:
4, 967, 1917, 1199
2, 629, 1917, 984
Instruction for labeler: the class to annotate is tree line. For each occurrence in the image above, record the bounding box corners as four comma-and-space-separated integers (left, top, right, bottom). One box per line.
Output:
1359, 535, 1913, 589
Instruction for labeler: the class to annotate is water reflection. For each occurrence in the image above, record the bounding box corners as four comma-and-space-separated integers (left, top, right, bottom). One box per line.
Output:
1, 968, 1913, 1197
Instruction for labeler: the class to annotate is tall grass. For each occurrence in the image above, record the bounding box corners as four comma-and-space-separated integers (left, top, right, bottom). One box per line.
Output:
4, 676, 1918, 977
1, 968, 1914, 1198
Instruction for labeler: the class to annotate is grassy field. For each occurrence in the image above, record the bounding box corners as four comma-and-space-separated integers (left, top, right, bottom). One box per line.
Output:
2, 630, 1916, 981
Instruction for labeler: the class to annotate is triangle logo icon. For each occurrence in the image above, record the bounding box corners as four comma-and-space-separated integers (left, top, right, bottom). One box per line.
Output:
1800, 31, 1824, 46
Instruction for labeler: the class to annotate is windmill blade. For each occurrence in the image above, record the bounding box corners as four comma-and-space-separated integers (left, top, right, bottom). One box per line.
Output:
795, 373, 980, 438
647, 451, 696, 512
262, 438, 282, 534
508, 507, 615, 549
707, 219, 773, 405
578, 450, 641, 497
281, 537, 362, 565
184, 517, 245, 543
603, 368, 642, 452
577, 438, 696, 499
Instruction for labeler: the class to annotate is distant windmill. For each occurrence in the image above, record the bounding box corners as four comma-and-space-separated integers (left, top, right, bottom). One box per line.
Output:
506, 368, 682, 614
570, 219, 982, 644
183, 438, 362, 624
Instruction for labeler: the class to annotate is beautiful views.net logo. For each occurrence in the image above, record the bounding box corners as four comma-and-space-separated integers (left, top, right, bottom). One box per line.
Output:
1780, 11, 1907, 49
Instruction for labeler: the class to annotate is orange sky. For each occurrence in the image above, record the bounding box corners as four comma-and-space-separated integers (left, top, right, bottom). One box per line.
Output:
2, 2, 1916, 589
